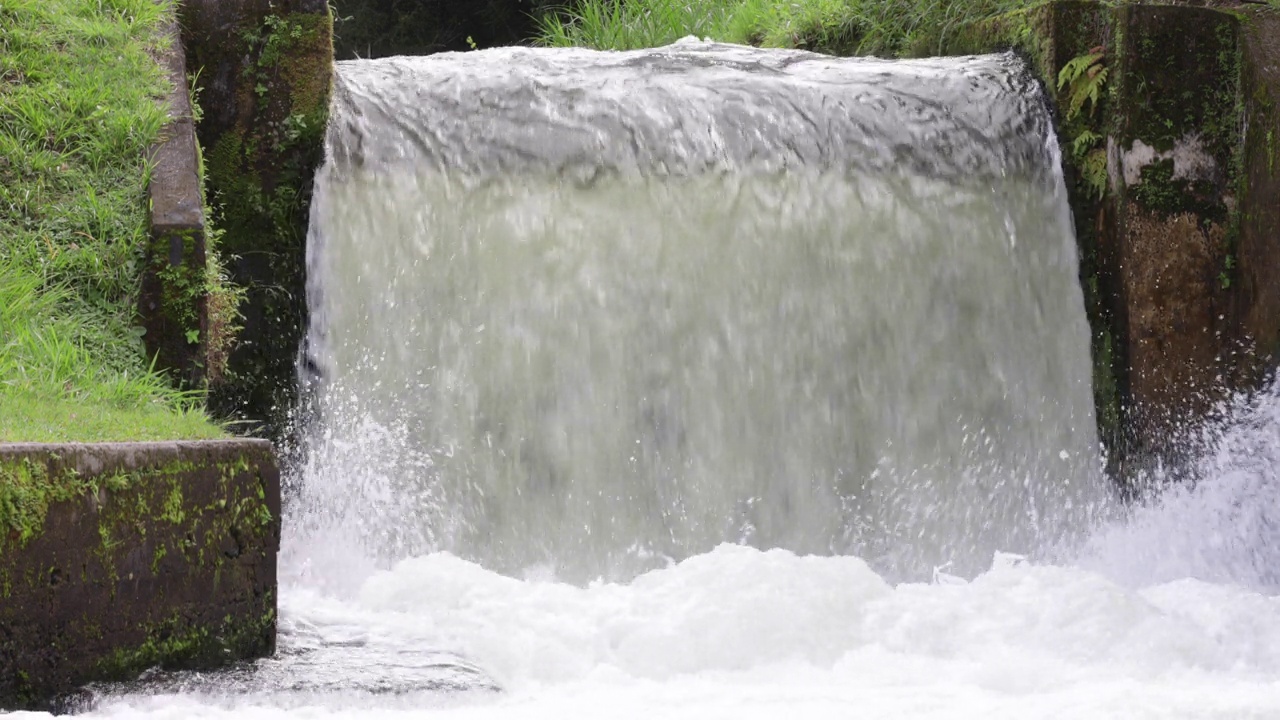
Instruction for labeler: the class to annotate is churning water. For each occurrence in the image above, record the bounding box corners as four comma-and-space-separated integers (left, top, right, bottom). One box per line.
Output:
53, 41, 1280, 718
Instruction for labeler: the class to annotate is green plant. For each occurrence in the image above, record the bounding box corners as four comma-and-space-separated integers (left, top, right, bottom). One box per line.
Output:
1057, 47, 1110, 200
1058, 47, 1108, 121
535, 0, 1038, 56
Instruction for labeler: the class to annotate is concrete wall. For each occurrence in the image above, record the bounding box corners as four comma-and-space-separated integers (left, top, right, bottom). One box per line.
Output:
0, 441, 280, 710
181, 0, 334, 436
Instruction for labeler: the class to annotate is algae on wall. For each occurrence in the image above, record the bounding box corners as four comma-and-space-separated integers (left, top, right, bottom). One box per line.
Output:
0, 442, 281, 710
181, 0, 334, 435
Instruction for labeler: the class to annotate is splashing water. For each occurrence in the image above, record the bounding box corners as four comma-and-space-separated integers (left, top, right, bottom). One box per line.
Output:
57, 42, 1279, 719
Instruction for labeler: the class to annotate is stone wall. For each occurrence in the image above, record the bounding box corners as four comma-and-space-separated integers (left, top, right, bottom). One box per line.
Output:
0, 441, 281, 710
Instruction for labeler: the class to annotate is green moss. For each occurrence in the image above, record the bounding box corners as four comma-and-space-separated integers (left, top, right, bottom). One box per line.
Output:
1114, 6, 1240, 160
93, 600, 275, 681
1129, 158, 1228, 222
1, 458, 83, 551
2, 451, 273, 556
161, 480, 186, 525
13, 670, 35, 709
191, 8, 333, 433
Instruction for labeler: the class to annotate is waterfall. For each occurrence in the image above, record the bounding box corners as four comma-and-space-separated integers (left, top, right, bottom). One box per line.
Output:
293, 40, 1111, 585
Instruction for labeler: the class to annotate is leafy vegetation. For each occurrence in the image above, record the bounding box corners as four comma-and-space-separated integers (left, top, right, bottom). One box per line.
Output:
536, 0, 1036, 55
1058, 47, 1110, 199
537, 0, 1280, 54
0, 0, 226, 441
1058, 48, 1108, 120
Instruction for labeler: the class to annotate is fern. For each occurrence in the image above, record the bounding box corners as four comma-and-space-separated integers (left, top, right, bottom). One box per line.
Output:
1070, 128, 1101, 161
1081, 148, 1108, 200
1057, 47, 1108, 121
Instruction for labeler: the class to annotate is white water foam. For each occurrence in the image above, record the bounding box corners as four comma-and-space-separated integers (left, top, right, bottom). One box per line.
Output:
69, 544, 1280, 719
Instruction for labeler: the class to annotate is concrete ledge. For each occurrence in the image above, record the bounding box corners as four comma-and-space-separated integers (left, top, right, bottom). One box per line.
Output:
0, 441, 281, 710
140, 19, 209, 388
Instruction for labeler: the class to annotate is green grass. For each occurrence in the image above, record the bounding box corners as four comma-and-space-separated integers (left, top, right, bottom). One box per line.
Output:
537, 0, 1280, 55
0, 0, 226, 442
537, 0, 1032, 55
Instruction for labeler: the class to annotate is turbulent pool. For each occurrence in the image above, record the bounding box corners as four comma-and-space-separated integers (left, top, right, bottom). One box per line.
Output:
52, 41, 1280, 719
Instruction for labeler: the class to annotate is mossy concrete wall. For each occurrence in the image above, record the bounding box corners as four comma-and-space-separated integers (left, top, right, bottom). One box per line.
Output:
181, 0, 334, 435
950, 1, 1280, 485
141, 19, 210, 389
1235, 10, 1280, 386
0, 441, 280, 710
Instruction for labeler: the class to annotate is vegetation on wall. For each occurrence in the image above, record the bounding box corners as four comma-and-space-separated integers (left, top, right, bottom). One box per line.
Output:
0, 0, 226, 441
185, 4, 333, 436
1058, 47, 1109, 198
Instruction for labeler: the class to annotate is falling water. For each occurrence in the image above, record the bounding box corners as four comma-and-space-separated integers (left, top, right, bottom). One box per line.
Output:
293, 41, 1109, 585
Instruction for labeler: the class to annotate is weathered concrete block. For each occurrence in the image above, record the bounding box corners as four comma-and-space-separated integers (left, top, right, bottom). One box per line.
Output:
0, 441, 281, 710
1106, 5, 1241, 468
181, 0, 334, 435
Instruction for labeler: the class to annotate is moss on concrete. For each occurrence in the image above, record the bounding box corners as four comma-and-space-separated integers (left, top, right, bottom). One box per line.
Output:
0, 457, 69, 551
0, 441, 280, 709
183, 1, 334, 435
92, 597, 276, 683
